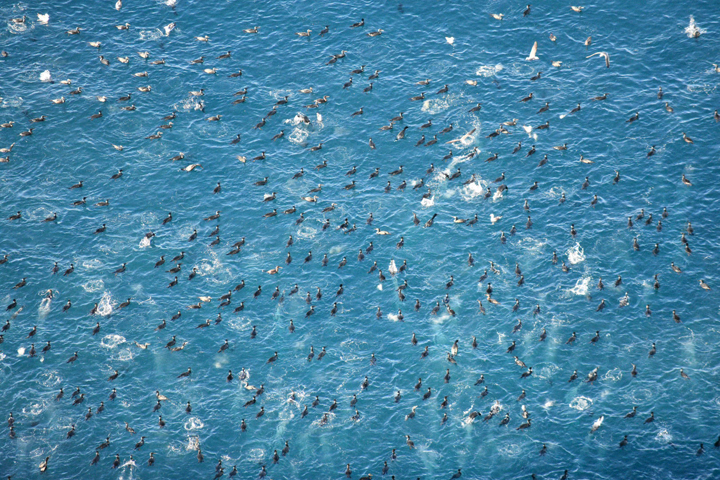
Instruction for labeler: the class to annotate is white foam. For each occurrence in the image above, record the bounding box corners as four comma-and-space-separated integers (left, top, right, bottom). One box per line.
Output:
82, 259, 103, 270
37, 14, 49, 25
17, 347, 25, 356
184, 417, 204, 431
461, 180, 486, 201
569, 275, 591, 296
387, 313, 399, 321
421, 196, 435, 207
567, 243, 585, 264
139, 29, 164, 41
82, 279, 104, 293
475, 64, 503, 77
445, 36, 454, 45
38, 297, 52, 318
602, 367, 623, 382
569, 396, 593, 411
186, 436, 200, 451
288, 126, 309, 145
97, 292, 113, 316
139, 236, 152, 248
100, 334, 126, 349
39, 70, 52, 83
422, 96, 454, 115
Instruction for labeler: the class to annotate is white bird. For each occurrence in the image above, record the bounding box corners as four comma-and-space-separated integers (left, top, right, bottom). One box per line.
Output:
522, 125, 533, 134
181, 163, 203, 172
490, 13, 504, 20
587, 51, 610, 68
198, 296, 212, 303
89, 41, 101, 48
97, 96, 107, 102
490, 214, 502, 224
60, 79, 72, 85
466, 80, 478, 86
115, 0, 122, 10
112, 144, 124, 151
571, 6, 584, 12
526, 41, 539, 61
445, 37, 454, 45
237, 155, 247, 163
51, 97, 65, 104
590, 415, 604, 433
117, 56, 129, 63
552, 60, 563, 67
37, 13, 49, 25
375, 228, 390, 235
195, 35, 209, 42
302, 196, 318, 202
164, 22, 176, 36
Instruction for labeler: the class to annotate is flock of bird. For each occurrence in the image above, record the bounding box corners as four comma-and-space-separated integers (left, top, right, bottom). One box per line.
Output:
0, 2, 718, 479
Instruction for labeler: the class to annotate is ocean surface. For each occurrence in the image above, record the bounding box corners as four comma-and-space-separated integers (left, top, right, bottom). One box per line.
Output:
1, 0, 720, 478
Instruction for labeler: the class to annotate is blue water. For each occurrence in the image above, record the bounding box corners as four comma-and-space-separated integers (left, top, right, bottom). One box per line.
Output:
1, 0, 720, 478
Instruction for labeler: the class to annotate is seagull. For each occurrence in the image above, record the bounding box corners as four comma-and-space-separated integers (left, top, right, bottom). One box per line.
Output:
490, 13, 504, 20
526, 41, 539, 61
587, 51, 610, 68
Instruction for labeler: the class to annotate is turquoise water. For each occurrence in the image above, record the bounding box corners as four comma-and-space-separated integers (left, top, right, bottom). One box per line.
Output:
1, 0, 720, 478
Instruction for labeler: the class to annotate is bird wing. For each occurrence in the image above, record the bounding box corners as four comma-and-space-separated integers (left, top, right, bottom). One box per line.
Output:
526, 41, 538, 60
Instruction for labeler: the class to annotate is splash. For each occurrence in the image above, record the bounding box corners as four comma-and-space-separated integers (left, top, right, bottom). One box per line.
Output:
184, 417, 204, 431
186, 435, 200, 451
101, 334, 126, 349
460, 179, 486, 201
421, 196, 435, 207
475, 64, 503, 77
569, 396, 593, 411
139, 236, 152, 248
388, 260, 398, 276
288, 126, 309, 145
569, 275, 592, 296
40, 70, 52, 83
82, 279, 104, 292
139, 29, 164, 41
684, 16, 705, 38
97, 292, 113, 316
445, 37, 455, 45
567, 243, 585, 264
38, 297, 52, 318
422, 96, 454, 115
